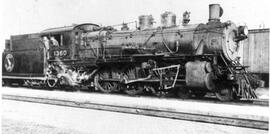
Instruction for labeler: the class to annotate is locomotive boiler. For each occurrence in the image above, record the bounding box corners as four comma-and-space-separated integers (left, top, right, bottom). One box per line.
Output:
2, 4, 260, 101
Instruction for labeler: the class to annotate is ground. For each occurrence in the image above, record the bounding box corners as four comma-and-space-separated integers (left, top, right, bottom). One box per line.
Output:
2, 118, 88, 134
2, 99, 267, 134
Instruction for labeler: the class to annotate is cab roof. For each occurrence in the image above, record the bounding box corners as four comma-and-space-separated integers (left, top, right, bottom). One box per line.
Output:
41, 23, 100, 34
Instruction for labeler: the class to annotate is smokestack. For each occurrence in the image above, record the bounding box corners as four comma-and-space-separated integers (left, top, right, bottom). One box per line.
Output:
208, 4, 223, 22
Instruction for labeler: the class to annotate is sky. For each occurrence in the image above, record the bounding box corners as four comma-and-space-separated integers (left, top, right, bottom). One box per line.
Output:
0, 0, 269, 43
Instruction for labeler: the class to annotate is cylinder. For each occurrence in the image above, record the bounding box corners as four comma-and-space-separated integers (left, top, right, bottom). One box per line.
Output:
161, 11, 176, 27
139, 15, 154, 30
185, 61, 215, 90
209, 4, 223, 22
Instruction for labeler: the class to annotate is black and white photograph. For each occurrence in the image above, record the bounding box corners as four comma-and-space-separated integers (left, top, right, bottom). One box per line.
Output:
1, 0, 269, 133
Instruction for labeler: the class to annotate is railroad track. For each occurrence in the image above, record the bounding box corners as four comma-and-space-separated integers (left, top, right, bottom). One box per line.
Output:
164, 95, 269, 107
87, 91, 269, 107
6, 86, 269, 107
2, 93, 268, 130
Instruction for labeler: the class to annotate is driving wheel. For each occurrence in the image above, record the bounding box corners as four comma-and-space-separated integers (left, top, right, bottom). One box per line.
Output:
94, 74, 118, 93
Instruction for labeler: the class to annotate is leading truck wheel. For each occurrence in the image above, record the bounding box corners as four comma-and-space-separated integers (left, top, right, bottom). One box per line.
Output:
215, 87, 233, 101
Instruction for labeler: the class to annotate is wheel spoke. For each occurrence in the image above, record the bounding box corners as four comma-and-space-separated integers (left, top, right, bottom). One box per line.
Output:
99, 82, 118, 93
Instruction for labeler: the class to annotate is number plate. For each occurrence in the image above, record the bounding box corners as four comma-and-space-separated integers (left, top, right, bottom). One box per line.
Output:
53, 50, 68, 57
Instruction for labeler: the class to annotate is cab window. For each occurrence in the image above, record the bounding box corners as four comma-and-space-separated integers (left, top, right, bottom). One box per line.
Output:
50, 34, 63, 46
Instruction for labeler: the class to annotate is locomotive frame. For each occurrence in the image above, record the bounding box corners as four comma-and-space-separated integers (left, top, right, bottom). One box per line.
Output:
2, 4, 262, 101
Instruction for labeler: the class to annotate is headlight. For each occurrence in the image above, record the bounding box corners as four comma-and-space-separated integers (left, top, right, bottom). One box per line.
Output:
238, 26, 248, 36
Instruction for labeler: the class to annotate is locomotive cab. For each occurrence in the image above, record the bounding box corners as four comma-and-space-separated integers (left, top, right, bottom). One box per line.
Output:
41, 25, 75, 60
41, 23, 100, 61
72, 23, 102, 60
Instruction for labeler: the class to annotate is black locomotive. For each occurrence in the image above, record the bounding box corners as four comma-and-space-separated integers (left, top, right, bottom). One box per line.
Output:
2, 4, 261, 101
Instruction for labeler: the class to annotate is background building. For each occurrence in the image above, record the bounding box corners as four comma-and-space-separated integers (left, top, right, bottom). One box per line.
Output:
242, 28, 269, 87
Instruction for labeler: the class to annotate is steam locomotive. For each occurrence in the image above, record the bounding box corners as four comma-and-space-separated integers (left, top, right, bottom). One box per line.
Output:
2, 4, 260, 101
